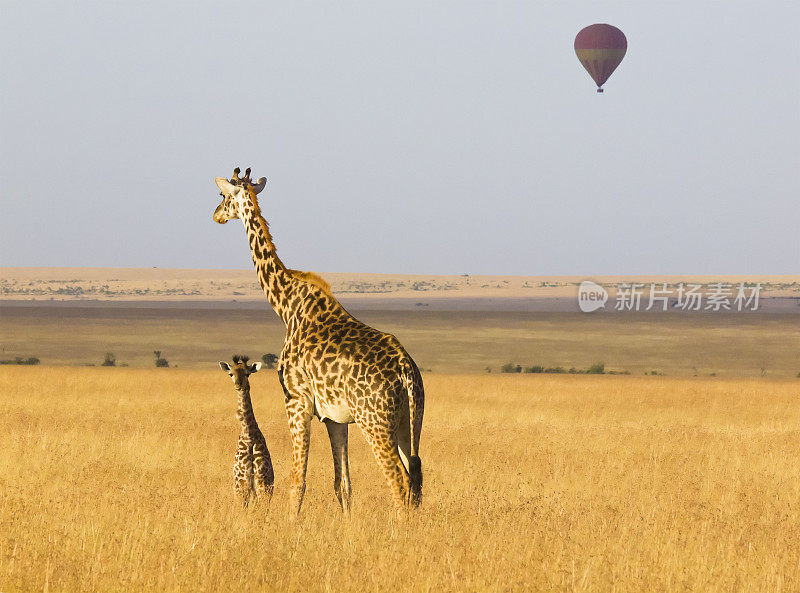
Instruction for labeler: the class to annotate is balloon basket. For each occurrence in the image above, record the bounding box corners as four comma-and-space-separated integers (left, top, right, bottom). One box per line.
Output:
597, 88, 604, 93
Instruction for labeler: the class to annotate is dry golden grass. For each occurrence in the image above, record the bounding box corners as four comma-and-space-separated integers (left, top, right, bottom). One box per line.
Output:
2, 367, 800, 592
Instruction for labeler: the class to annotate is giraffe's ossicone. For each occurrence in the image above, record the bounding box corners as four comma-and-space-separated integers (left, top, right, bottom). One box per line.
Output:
213, 167, 424, 516
219, 354, 274, 506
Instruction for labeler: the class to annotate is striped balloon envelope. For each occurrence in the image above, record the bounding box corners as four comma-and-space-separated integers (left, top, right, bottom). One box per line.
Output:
574, 24, 627, 93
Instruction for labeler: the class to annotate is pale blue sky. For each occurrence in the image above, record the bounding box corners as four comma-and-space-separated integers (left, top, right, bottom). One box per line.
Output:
1, 2, 797, 274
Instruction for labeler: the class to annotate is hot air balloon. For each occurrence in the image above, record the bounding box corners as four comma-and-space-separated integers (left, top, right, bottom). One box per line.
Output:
574, 24, 627, 93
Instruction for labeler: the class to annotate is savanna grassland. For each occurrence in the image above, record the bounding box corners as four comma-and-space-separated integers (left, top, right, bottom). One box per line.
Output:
3, 303, 800, 377
2, 367, 800, 592
3, 269, 800, 591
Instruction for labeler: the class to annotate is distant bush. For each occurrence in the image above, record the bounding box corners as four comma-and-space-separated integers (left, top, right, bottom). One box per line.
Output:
524, 365, 544, 374
500, 362, 522, 373
0, 356, 40, 366
154, 350, 169, 368
261, 353, 278, 369
544, 366, 566, 374
101, 353, 116, 367
586, 362, 605, 375
645, 370, 664, 376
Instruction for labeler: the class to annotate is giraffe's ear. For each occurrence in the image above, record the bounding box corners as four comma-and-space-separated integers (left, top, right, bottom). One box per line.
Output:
248, 361, 262, 374
219, 361, 231, 372
252, 177, 267, 194
215, 177, 236, 194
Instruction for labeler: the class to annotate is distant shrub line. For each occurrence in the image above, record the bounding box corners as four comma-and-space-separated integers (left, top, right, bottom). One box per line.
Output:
11, 349, 800, 378
0, 357, 40, 366
499, 362, 631, 375
89, 351, 279, 369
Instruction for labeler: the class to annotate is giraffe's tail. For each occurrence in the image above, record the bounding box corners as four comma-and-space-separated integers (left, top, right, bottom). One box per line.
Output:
402, 359, 424, 507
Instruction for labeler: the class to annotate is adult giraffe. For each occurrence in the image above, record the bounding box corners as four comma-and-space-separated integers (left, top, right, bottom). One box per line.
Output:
213, 167, 424, 517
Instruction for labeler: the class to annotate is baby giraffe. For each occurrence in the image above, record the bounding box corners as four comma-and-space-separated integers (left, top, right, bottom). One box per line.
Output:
219, 355, 274, 506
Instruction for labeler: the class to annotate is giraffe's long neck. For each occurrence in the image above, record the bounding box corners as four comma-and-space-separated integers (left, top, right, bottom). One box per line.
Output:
236, 386, 259, 435
240, 195, 299, 326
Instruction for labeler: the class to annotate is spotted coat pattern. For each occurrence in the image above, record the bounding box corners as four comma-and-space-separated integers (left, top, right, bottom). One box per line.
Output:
213, 168, 424, 516
219, 357, 274, 506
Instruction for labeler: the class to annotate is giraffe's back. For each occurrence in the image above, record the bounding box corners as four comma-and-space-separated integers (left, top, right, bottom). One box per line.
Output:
285, 310, 416, 424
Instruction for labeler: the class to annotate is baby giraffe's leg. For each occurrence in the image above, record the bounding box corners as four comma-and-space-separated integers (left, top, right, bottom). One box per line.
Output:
252, 433, 274, 502
233, 434, 254, 506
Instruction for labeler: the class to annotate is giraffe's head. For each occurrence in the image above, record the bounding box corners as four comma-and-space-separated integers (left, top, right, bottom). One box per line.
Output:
213, 167, 267, 224
219, 354, 262, 390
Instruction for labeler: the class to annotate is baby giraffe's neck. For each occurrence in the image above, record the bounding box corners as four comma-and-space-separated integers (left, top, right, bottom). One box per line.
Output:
236, 386, 259, 436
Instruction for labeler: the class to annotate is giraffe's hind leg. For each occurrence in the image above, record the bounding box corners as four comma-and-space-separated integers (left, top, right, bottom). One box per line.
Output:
360, 424, 408, 511
234, 470, 251, 506
252, 436, 274, 503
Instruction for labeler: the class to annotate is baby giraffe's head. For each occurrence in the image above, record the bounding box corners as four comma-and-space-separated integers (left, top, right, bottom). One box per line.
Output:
219, 354, 262, 391
213, 167, 267, 224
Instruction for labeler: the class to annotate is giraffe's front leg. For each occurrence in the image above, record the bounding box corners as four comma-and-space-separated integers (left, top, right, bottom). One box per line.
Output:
324, 420, 352, 516
233, 434, 253, 507
285, 395, 313, 519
